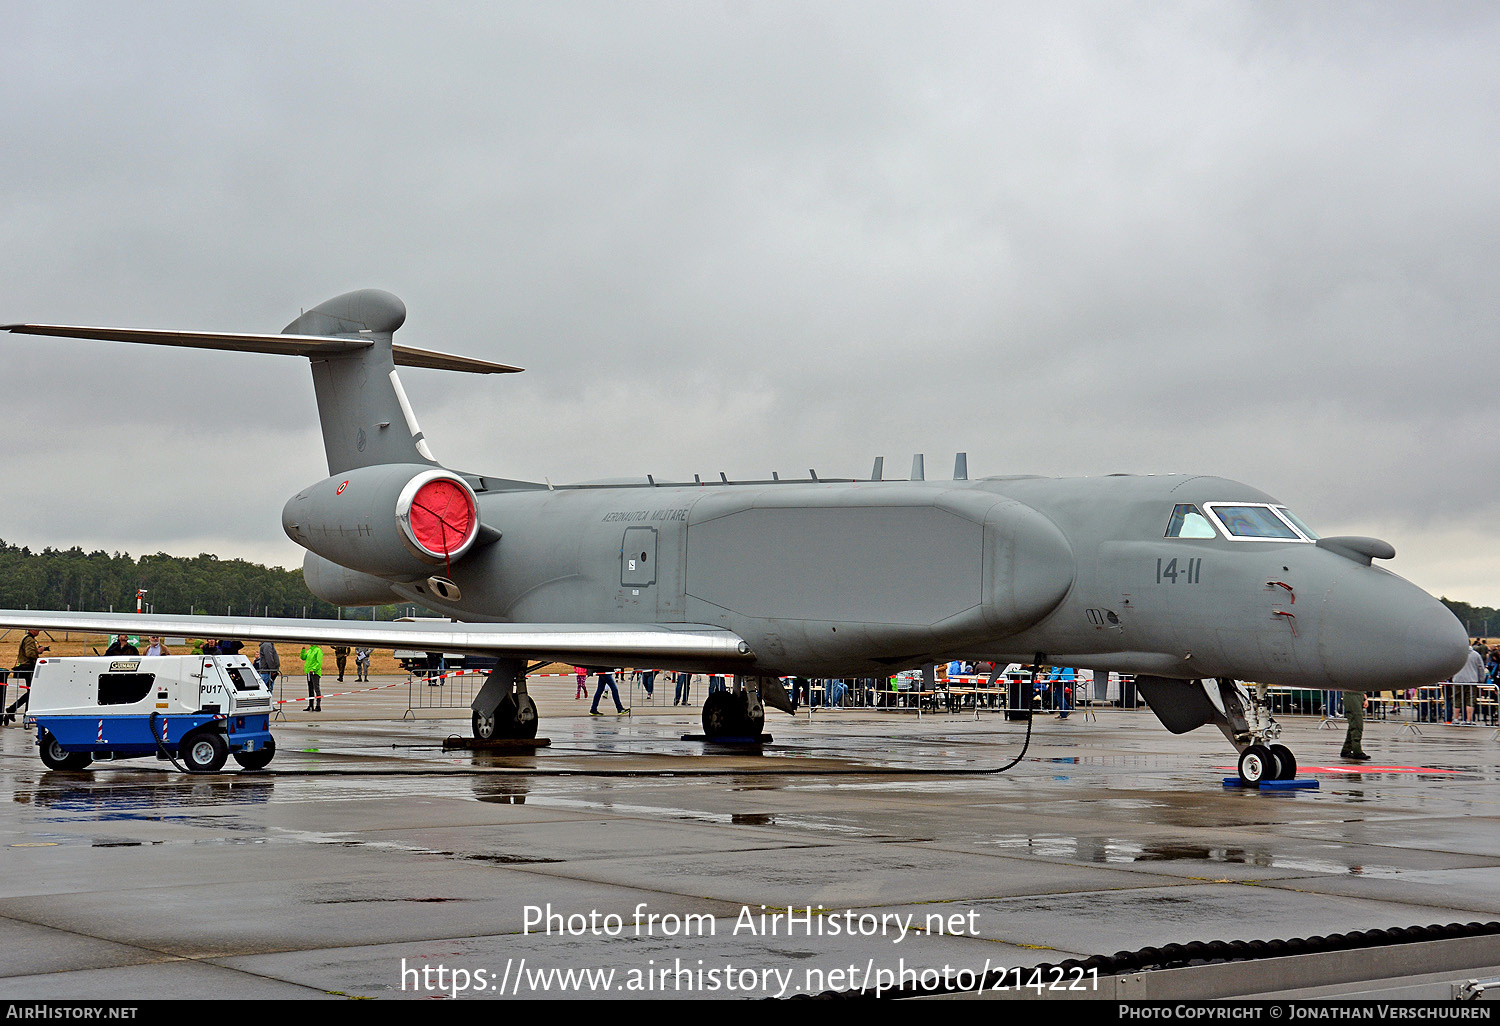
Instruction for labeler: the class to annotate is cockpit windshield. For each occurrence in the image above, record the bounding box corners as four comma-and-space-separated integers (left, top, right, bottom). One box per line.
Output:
1203, 503, 1315, 542
1164, 503, 1218, 538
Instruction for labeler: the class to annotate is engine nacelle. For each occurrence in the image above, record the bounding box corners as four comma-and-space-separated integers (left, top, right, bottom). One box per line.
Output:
282, 464, 482, 579
302, 552, 408, 606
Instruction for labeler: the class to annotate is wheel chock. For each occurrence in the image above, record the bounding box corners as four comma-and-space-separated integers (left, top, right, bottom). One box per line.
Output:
1221, 777, 1319, 790
445, 736, 552, 751
681, 734, 773, 744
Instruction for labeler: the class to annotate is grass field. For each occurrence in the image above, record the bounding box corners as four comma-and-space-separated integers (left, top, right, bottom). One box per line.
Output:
0, 629, 572, 678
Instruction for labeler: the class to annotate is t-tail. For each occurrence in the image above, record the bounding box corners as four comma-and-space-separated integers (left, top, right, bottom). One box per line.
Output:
2, 288, 520, 475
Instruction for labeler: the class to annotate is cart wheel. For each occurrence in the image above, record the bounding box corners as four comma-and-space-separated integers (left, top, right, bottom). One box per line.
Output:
232, 738, 276, 771
38, 731, 92, 771
180, 731, 229, 773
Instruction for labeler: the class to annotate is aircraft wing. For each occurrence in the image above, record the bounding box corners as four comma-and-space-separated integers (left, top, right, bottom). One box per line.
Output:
0, 611, 751, 667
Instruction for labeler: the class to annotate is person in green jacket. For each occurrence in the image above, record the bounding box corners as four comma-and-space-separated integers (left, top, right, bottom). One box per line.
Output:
300, 644, 323, 713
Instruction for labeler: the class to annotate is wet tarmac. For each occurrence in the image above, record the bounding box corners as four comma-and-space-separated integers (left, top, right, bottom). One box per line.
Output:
4, 676, 1500, 1001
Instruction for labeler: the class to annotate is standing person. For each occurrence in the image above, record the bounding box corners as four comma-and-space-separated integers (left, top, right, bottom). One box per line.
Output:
640, 668, 657, 700
590, 669, 625, 716
3, 629, 47, 725
1454, 643, 1487, 725
1489, 650, 1500, 725
355, 647, 372, 682
300, 643, 324, 713
1052, 666, 1076, 719
105, 634, 139, 656
143, 635, 170, 657
574, 666, 589, 700
258, 641, 281, 689
673, 671, 692, 706
1340, 690, 1370, 761
333, 645, 349, 682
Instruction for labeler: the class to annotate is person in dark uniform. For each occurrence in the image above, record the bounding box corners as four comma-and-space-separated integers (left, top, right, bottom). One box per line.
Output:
1340, 690, 1369, 761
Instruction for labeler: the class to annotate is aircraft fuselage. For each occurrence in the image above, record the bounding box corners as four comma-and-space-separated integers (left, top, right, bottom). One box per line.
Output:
306, 470, 1466, 689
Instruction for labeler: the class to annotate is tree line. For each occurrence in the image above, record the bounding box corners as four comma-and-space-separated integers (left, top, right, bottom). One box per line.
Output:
1439, 598, 1500, 640
0, 540, 424, 620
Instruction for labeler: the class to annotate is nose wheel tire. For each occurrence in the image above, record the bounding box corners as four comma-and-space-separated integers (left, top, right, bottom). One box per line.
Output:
1268, 743, 1297, 780
1237, 744, 1280, 787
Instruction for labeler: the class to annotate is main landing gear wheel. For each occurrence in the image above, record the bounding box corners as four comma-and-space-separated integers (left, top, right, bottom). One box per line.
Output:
233, 738, 276, 771
499, 694, 539, 739
1237, 744, 1278, 787
701, 691, 764, 739
180, 731, 229, 773
473, 709, 497, 741
741, 694, 765, 737
38, 731, 92, 771
702, 691, 734, 737
473, 694, 539, 740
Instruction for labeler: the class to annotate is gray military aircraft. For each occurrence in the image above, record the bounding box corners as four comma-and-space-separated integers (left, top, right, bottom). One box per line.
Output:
1, 289, 1470, 784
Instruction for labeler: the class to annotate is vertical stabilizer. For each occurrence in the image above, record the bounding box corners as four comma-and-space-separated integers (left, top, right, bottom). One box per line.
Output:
283, 290, 437, 475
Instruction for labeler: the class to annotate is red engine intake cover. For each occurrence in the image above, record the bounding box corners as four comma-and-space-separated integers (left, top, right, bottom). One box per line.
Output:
408, 477, 477, 557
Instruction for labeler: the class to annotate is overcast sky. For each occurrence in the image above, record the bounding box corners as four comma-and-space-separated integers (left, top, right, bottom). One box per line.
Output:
4, 2, 1498, 606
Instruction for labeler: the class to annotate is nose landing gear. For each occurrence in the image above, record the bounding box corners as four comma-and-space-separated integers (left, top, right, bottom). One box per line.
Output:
1228, 682, 1299, 786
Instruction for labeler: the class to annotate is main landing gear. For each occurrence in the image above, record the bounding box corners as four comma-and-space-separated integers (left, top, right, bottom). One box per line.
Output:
702, 688, 765, 739
698, 674, 792, 740
471, 660, 540, 741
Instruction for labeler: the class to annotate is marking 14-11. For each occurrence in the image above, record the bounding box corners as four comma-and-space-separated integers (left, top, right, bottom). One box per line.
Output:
1156, 557, 1203, 585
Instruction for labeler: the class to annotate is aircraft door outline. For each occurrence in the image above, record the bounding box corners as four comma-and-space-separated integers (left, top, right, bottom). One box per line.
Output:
621, 527, 657, 588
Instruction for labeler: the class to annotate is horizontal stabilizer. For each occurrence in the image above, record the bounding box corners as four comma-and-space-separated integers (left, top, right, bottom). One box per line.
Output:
0, 610, 752, 666
0, 324, 522, 375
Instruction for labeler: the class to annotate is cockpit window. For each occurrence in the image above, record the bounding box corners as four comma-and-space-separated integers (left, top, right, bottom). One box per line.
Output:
1204, 503, 1307, 541
1165, 503, 1218, 538
1276, 507, 1320, 540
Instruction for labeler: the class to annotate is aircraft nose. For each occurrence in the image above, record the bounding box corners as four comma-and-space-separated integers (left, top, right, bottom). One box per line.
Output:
1318, 569, 1470, 689
1403, 596, 1472, 683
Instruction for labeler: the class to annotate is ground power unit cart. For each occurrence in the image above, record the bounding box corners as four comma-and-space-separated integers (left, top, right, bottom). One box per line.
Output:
29, 655, 276, 772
